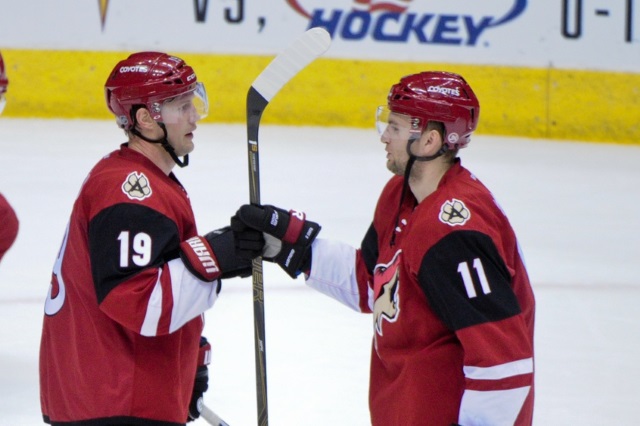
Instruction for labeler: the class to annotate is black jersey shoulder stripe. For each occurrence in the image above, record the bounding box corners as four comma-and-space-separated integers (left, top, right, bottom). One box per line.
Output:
89, 203, 180, 303
418, 230, 521, 331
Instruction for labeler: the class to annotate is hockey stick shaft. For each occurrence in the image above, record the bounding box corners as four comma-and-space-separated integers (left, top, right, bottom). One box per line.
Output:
245, 27, 331, 426
247, 85, 269, 426
200, 404, 230, 426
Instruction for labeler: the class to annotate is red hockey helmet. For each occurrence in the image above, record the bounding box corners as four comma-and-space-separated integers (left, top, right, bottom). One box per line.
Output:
382, 71, 480, 149
0, 51, 8, 114
104, 51, 207, 129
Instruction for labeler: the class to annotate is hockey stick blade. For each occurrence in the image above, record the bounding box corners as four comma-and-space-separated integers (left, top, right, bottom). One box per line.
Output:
247, 26, 332, 204
245, 27, 332, 426
251, 27, 331, 103
200, 404, 230, 426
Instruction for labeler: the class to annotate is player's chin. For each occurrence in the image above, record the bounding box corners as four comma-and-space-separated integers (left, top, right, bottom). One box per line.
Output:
386, 161, 402, 176
179, 137, 195, 154
385, 158, 395, 170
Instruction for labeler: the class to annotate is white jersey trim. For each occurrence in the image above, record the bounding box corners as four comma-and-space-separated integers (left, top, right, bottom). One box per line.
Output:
464, 357, 534, 380
168, 258, 218, 333
140, 270, 164, 336
459, 386, 531, 426
140, 259, 218, 336
305, 238, 361, 312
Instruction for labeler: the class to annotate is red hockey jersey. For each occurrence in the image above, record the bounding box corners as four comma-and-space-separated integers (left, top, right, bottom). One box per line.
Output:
40, 145, 219, 426
0, 192, 19, 262
307, 160, 535, 425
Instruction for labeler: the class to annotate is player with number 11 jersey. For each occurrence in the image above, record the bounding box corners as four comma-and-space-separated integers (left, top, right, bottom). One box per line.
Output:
231, 71, 536, 425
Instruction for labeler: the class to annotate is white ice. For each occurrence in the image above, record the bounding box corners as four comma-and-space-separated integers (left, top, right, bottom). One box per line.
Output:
0, 118, 639, 425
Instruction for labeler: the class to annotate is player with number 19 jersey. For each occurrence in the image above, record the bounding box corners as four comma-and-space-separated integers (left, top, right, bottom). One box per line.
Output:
39, 145, 219, 425
307, 160, 535, 425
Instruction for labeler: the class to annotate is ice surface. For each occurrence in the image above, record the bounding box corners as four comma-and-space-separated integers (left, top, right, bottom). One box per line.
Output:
0, 119, 638, 425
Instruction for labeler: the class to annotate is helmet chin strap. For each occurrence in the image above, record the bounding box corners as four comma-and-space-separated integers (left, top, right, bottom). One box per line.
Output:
406, 137, 448, 163
402, 136, 448, 188
389, 137, 448, 247
131, 123, 189, 168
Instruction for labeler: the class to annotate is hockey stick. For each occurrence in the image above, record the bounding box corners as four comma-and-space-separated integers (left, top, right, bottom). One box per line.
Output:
245, 27, 332, 426
200, 404, 230, 426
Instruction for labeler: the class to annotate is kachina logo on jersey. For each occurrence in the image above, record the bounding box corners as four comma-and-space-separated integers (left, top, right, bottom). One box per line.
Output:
285, 0, 527, 46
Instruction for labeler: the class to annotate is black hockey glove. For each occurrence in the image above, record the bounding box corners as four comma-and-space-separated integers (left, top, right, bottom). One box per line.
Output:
230, 214, 266, 260
187, 336, 211, 422
180, 226, 256, 283
231, 204, 321, 278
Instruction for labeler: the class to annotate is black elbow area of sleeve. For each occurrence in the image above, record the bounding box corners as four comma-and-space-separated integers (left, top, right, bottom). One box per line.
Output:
360, 223, 379, 275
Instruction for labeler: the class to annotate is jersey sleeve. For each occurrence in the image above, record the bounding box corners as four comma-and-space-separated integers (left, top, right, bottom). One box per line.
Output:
418, 230, 534, 425
89, 203, 218, 336
305, 222, 376, 313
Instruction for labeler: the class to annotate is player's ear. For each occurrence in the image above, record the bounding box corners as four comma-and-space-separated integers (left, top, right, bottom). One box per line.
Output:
418, 128, 442, 156
135, 107, 155, 130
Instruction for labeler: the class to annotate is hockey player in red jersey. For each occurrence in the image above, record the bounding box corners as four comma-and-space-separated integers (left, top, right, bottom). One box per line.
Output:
232, 72, 536, 425
0, 51, 20, 263
39, 52, 257, 425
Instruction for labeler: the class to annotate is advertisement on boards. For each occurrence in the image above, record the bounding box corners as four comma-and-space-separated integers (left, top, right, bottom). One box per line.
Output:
0, 0, 638, 71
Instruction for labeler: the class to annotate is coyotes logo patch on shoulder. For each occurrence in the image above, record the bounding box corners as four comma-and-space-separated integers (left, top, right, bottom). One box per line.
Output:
122, 172, 152, 200
439, 198, 470, 226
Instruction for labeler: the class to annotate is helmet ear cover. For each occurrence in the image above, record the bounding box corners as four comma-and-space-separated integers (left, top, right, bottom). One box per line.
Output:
386, 71, 480, 149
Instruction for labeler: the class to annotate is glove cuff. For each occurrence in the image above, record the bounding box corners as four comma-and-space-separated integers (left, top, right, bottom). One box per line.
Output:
283, 209, 306, 243
180, 236, 222, 282
198, 337, 212, 367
